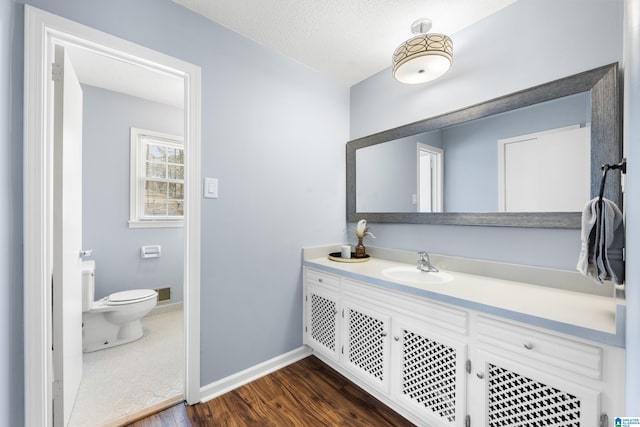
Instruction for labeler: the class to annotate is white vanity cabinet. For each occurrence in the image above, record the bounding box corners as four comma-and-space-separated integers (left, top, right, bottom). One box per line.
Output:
304, 268, 470, 426
303, 265, 625, 427
470, 350, 600, 426
391, 315, 468, 426
305, 269, 340, 362
342, 298, 392, 393
467, 315, 618, 427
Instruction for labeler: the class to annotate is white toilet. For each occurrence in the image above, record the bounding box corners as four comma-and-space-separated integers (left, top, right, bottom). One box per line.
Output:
81, 260, 158, 353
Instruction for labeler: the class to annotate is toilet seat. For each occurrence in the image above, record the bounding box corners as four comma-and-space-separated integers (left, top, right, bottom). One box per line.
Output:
106, 289, 157, 306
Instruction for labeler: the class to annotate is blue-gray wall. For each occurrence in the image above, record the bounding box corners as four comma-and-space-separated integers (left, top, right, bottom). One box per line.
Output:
4, 0, 639, 425
3, 1, 24, 426
357, 93, 589, 213
443, 92, 589, 212
356, 136, 417, 212
350, 0, 623, 271
351, 0, 640, 412
7, 1, 348, 425
82, 85, 184, 302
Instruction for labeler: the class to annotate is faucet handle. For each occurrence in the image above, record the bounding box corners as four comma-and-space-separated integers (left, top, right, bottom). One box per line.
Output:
417, 251, 427, 261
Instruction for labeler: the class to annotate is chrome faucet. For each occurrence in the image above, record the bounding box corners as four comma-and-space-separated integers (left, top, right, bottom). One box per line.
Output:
417, 251, 438, 272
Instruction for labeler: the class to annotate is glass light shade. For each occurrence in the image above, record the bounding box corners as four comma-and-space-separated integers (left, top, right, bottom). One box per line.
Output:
393, 33, 453, 84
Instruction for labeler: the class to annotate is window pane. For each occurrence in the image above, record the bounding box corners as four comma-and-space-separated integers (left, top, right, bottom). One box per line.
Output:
146, 162, 166, 178
133, 131, 185, 221
167, 148, 184, 164
145, 199, 168, 216
145, 200, 168, 216
167, 182, 185, 199
146, 144, 166, 161
167, 200, 184, 216
168, 165, 184, 180
146, 181, 167, 198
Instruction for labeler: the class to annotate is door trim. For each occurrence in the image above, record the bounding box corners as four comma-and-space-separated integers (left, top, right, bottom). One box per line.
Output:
23, 6, 202, 426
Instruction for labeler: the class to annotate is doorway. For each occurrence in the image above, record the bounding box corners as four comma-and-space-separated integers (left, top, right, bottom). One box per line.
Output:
24, 6, 201, 426
417, 143, 443, 213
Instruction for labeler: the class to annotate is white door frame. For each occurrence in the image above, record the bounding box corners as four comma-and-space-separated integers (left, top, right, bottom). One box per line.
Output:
416, 143, 443, 213
23, 6, 201, 426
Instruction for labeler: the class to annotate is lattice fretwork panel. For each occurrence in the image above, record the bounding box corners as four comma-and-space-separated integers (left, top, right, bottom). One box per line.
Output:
347, 308, 385, 382
402, 329, 457, 423
488, 364, 581, 426
310, 294, 337, 352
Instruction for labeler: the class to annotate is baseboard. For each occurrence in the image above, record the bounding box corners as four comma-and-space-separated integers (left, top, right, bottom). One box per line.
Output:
199, 345, 313, 403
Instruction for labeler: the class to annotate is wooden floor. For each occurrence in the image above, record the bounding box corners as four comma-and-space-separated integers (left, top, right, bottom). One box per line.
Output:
126, 355, 414, 426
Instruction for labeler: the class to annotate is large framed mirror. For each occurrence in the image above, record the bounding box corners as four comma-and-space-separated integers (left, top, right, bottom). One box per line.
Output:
346, 63, 621, 228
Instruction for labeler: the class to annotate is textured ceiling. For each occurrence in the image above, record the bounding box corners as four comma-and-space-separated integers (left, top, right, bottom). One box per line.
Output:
173, 0, 516, 85
66, 45, 184, 108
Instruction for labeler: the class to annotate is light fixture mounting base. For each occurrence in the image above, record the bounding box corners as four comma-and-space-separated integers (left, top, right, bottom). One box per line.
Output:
411, 18, 433, 35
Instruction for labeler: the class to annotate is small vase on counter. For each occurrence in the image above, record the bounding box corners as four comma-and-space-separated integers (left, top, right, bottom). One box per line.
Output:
355, 237, 366, 258
354, 219, 374, 258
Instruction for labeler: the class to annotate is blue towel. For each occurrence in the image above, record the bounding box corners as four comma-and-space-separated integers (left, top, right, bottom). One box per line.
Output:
577, 197, 625, 284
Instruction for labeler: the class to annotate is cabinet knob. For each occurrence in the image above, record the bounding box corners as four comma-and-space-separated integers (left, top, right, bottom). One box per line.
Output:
523, 342, 534, 350
394, 336, 400, 341
381, 332, 388, 337
476, 372, 484, 379
318, 278, 324, 283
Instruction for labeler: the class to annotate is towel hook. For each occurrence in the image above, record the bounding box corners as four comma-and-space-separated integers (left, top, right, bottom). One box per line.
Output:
598, 158, 627, 203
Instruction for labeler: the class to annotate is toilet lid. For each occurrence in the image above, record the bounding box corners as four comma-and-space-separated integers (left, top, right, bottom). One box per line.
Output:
107, 289, 157, 304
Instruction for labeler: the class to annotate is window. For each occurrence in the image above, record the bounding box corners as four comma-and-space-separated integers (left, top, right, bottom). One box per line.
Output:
129, 128, 184, 228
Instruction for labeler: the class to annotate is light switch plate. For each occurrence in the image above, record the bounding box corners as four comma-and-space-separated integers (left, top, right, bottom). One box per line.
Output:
204, 177, 218, 198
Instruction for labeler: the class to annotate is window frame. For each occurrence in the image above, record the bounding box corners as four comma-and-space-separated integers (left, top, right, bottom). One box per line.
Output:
129, 127, 185, 228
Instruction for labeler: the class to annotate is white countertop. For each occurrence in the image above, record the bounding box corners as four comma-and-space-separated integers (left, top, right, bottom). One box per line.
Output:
304, 253, 624, 347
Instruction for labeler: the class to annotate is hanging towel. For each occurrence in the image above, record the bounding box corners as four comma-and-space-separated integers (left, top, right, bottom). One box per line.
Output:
577, 197, 625, 284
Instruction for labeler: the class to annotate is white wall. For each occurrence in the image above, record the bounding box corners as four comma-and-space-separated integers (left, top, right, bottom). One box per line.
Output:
82, 85, 185, 302
349, 0, 623, 271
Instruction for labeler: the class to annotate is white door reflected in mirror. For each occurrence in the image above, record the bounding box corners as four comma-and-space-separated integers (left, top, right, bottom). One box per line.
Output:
417, 143, 443, 213
498, 125, 590, 212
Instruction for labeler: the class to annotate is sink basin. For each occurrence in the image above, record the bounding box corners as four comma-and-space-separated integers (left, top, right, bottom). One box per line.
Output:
382, 266, 453, 285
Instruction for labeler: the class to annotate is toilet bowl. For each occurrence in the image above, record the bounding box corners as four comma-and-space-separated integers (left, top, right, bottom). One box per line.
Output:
81, 260, 158, 353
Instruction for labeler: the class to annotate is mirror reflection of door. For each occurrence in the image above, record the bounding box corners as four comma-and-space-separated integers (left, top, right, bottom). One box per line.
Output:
352, 91, 592, 215
417, 143, 443, 213
498, 125, 590, 212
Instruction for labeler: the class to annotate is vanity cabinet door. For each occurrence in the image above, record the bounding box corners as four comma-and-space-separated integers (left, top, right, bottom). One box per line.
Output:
391, 317, 468, 427
471, 350, 600, 427
342, 299, 391, 393
305, 284, 340, 362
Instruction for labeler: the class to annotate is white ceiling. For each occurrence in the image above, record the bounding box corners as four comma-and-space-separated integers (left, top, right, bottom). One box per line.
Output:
66, 45, 184, 108
173, 0, 516, 85
66, 0, 516, 106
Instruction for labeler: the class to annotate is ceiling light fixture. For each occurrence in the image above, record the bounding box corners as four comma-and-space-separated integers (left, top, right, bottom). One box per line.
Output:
392, 18, 453, 84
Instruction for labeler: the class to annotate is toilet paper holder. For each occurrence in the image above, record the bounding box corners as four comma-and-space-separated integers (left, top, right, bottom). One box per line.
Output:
141, 245, 161, 259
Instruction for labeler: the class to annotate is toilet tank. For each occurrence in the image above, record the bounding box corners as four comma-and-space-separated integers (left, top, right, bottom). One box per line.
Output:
81, 260, 96, 312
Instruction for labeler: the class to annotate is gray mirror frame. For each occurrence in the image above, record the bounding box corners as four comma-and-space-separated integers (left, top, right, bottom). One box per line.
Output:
347, 63, 621, 228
